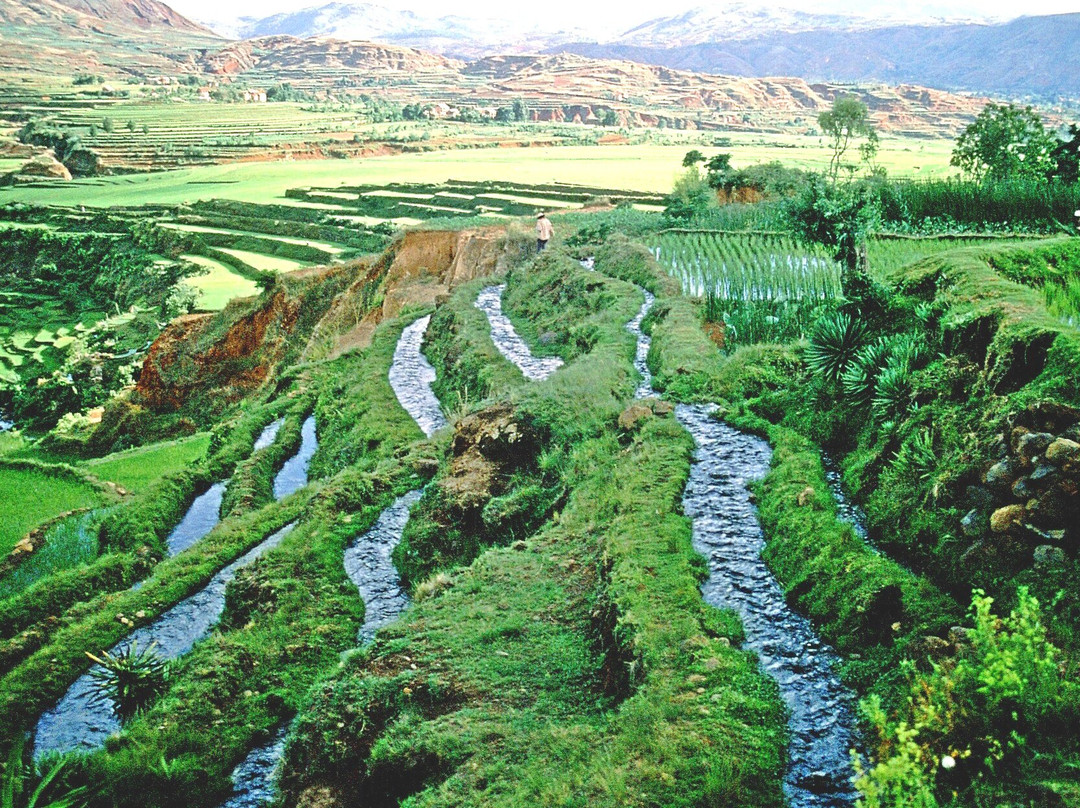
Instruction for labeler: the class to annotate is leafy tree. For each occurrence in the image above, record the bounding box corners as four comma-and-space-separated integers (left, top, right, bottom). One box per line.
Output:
662, 168, 717, 223
787, 175, 883, 309
511, 97, 529, 122
682, 149, 706, 168
818, 96, 874, 181
1052, 123, 1080, 184
600, 108, 619, 127
101, 117, 114, 133
951, 102, 1057, 182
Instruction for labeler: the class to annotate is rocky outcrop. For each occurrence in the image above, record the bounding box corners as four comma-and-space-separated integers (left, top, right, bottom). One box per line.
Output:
960, 402, 1080, 569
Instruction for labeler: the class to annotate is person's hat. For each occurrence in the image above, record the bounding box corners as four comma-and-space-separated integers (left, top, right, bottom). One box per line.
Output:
536, 211, 545, 218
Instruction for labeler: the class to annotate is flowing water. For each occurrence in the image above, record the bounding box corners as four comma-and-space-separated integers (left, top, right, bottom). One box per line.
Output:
253, 418, 285, 451
474, 285, 563, 381
617, 284, 857, 805
822, 452, 869, 542
219, 318, 440, 807
166, 481, 226, 557
34, 523, 296, 759
272, 415, 318, 500
388, 315, 447, 438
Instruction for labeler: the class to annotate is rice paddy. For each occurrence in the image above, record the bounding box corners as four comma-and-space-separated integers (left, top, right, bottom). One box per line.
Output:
0, 467, 104, 555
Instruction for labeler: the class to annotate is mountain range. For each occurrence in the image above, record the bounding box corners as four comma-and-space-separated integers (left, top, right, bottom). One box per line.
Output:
185, 2, 1077, 100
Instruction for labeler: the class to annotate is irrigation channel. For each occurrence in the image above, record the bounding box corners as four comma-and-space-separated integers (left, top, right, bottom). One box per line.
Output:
218, 314, 448, 807
33, 416, 310, 759
475, 285, 564, 381
625, 283, 859, 805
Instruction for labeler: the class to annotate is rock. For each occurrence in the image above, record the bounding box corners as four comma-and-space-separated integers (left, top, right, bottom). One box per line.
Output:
1029, 461, 1062, 486
1046, 438, 1080, 468
410, 457, 440, 476
1033, 544, 1066, 570
1016, 432, 1054, 461
650, 399, 675, 416
1027, 482, 1077, 531
537, 330, 558, 346
989, 505, 1026, 533
618, 403, 653, 431
1012, 477, 1036, 499
1009, 426, 1031, 453
11, 538, 34, 556
14, 153, 72, 181
960, 509, 987, 538
796, 486, 816, 507
984, 459, 1021, 493
948, 626, 971, 646
1064, 424, 1080, 444
920, 635, 952, 659
964, 485, 995, 512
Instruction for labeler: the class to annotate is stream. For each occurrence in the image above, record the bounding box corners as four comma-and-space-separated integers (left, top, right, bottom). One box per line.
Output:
474, 285, 563, 381
217, 319, 439, 808
272, 415, 318, 500
620, 285, 858, 805
388, 315, 447, 438
822, 452, 869, 542
33, 523, 296, 759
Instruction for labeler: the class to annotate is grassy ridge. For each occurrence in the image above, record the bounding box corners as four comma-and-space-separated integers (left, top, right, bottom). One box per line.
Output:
280, 252, 786, 806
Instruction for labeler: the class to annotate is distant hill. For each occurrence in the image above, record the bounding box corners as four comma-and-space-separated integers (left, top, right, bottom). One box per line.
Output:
0, 0, 221, 76
555, 13, 1080, 100
0, 0, 215, 34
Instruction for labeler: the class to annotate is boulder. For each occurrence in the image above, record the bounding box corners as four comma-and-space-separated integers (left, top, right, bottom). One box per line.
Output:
650, 399, 675, 417
618, 403, 653, 431
960, 508, 987, 538
1016, 432, 1054, 462
1011, 477, 1036, 499
1033, 544, 1066, 570
989, 504, 1026, 533
984, 459, 1021, 493
1027, 482, 1077, 532
1046, 438, 1080, 468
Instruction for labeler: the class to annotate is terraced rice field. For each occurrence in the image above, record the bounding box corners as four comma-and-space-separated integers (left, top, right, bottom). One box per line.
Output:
180, 255, 260, 311
0, 467, 103, 554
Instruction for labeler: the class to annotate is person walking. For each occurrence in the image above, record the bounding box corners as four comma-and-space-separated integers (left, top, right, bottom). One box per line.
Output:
536, 211, 553, 253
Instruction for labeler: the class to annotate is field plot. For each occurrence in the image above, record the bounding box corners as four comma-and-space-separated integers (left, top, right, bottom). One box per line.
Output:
180, 255, 260, 311
83, 433, 211, 493
286, 178, 664, 221
651, 232, 841, 345
0, 466, 103, 554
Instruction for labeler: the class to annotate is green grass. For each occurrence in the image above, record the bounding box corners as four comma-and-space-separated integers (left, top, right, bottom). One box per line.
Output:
181, 254, 260, 311
82, 433, 212, 493
0, 135, 955, 209
0, 466, 104, 554
0, 508, 106, 601
213, 248, 307, 273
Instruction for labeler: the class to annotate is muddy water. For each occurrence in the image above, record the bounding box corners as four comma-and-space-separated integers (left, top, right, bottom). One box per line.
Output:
618, 284, 857, 805
475, 285, 563, 381
389, 315, 447, 438
34, 523, 296, 759
272, 416, 317, 500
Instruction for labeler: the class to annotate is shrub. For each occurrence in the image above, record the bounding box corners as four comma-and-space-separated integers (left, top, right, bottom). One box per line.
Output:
86, 640, 170, 721
806, 311, 867, 384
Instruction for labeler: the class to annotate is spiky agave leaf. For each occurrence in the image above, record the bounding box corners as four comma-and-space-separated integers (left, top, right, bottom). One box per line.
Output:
806, 311, 867, 384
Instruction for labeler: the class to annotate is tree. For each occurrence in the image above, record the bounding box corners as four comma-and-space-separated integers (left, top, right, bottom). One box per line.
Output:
511, 98, 529, 122
662, 168, 717, 223
818, 97, 874, 181
682, 149, 706, 168
600, 108, 619, 127
1052, 124, 1080, 184
951, 102, 1057, 182
787, 175, 882, 309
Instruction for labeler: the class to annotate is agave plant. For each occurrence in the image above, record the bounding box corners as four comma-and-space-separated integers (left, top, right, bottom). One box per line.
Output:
871, 357, 915, 424
891, 429, 938, 490
806, 311, 867, 384
86, 640, 169, 721
841, 336, 892, 407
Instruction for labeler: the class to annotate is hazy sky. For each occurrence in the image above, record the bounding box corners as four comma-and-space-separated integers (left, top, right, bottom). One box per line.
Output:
170, 0, 1080, 27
